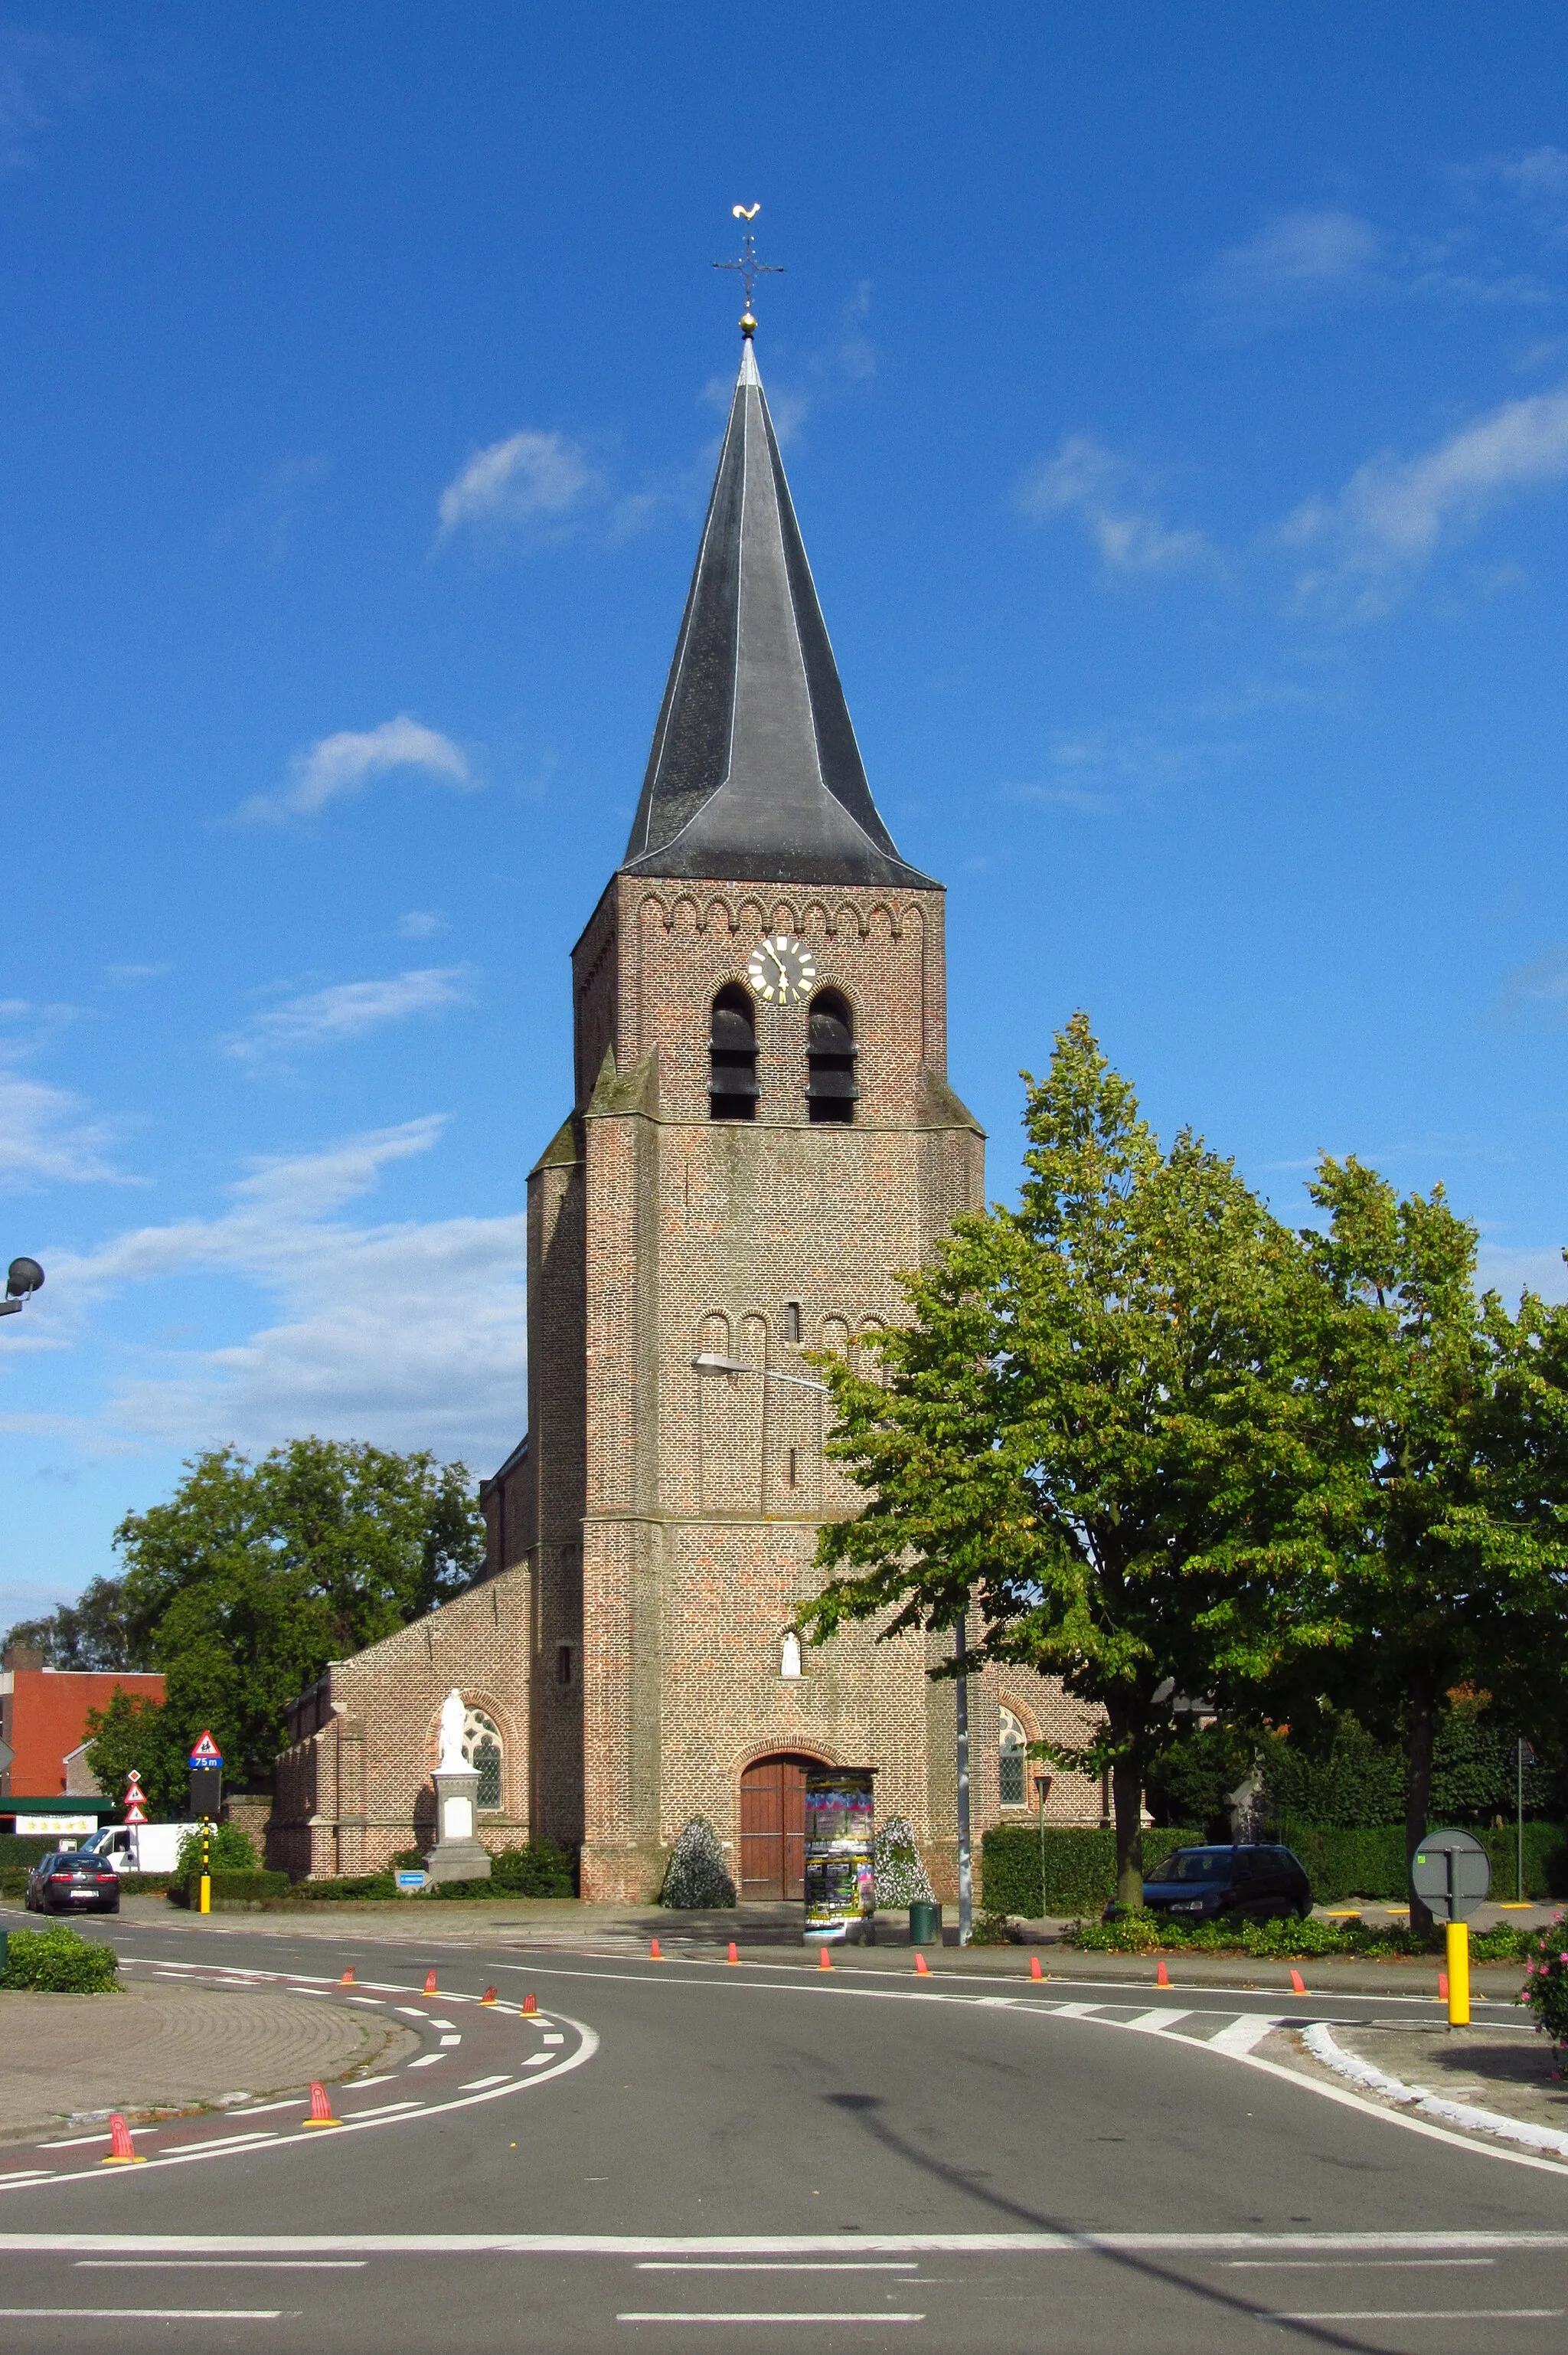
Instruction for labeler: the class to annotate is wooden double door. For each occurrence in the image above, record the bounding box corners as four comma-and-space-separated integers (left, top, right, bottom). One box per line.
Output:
739, 1752, 821, 1900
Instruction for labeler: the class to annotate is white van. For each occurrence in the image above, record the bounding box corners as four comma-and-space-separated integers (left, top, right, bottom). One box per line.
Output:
80, 1823, 187, 1876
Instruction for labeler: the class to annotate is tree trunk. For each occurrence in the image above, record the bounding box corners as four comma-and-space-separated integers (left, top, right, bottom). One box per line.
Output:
1406, 1686, 1436, 1939
1112, 1755, 1145, 1906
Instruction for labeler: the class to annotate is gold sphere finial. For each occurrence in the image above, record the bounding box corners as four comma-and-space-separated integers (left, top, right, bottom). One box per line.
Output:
740, 310, 757, 338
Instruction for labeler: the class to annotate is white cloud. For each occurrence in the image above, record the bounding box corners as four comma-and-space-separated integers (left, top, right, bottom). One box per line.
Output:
240, 714, 472, 823
0, 1005, 132, 1188
223, 968, 474, 1063
105, 962, 172, 985
1018, 434, 1210, 574
1284, 386, 1568, 612
1497, 941, 1568, 1022
0, 28, 93, 173
437, 429, 604, 535
0, 1071, 129, 1188
46, 1120, 529, 1463
1207, 208, 1382, 304
397, 910, 446, 940
1004, 720, 1240, 816
1477, 1241, 1568, 1306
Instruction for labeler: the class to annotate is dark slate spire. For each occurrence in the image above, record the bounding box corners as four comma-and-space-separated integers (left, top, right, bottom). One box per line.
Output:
621, 335, 936, 891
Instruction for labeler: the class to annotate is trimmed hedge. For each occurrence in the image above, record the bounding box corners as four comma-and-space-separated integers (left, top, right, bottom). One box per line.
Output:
1276, 1820, 1568, 1905
0, 1836, 70, 1867
1, 1924, 120, 1992
981, 1826, 1203, 1918
168, 1869, 292, 1908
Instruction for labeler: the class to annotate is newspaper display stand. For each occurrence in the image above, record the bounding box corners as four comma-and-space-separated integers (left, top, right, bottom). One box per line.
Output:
803, 1765, 877, 1945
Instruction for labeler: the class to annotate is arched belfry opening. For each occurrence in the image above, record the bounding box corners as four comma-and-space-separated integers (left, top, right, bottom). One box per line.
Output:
806, 989, 858, 1124
709, 984, 760, 1120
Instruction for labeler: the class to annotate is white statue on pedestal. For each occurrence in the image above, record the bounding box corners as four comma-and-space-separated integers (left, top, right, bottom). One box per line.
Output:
436, 1687, 467, 1773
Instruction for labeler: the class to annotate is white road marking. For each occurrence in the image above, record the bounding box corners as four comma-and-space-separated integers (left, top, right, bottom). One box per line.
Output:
0, 2308, 288, 2321
405, 2054, 441, 2069
39, 2127, 155, 2150
637, 2262, 920, 2273
332, 2102, 424, 2120
1271, 2311, 1563, 2324
460, 2076, 512, 2092
394, 2007, 428, 2019
345, 1997, 384, 2007
1208, 2015, 1282, 2056
161, 2133, 280, 2157
428, 2019, 458, 2030
524, 2054, 552, 2068
541, 2033, 564, 2046
2, 2233, 1564, 2256
1048, 2002, 1104, 2018
616, 2315, 926, 2327
439, 2035, 462, 2047
0, 2174, 52, 2187
1122, 2008, 1191, 2033
1230, 2259, 1496, 2270
77, 2261, 365, 2269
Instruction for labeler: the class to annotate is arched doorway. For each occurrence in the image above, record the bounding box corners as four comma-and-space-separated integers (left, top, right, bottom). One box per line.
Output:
739, 1752, 823, 1900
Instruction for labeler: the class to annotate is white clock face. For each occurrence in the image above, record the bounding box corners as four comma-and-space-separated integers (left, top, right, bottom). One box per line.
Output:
747, 933, 817, 1006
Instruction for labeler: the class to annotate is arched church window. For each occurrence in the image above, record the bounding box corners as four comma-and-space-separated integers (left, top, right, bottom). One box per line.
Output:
461, 1706, 503, 1811
998, 1707, 1027, 1807
806, 989, 857, 1124
709, 985, 759, 1120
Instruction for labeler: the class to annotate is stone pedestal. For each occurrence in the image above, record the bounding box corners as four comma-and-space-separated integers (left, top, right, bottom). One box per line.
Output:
424, 1766, 491, 1882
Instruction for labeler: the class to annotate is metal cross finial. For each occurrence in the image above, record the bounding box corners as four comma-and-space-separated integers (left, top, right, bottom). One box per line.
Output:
714, 204, 783, 336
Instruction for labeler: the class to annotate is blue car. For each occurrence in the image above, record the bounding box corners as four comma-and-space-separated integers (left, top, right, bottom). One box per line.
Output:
1125, 1843, 1312, 1925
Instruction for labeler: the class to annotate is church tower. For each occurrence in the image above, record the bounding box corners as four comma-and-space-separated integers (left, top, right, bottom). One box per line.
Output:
518, 324, 988, 1902
270, 314, 1106, 1892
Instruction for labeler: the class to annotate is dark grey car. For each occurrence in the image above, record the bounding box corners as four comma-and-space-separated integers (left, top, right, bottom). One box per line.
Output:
24, 1849, 121, 1915
1132, 1843, 1312, 1925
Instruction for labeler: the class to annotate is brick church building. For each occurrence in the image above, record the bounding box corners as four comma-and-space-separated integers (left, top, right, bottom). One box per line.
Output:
272, 325, 1102, 1899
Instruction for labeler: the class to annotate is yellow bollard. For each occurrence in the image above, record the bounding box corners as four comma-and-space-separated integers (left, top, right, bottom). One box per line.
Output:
199, 1875, 211, 1915
199, 1817, 211, 1916
1446, 1918, 1469, 2026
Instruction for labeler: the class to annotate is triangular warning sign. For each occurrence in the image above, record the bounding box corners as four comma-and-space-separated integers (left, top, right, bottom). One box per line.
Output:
188, 1729, 222, 1764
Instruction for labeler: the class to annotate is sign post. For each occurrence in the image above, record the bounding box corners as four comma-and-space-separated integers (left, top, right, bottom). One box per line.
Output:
187, 1732, 223, 1915
1411, 1828, 1491, 2028
1517, 1739, 1536, 1903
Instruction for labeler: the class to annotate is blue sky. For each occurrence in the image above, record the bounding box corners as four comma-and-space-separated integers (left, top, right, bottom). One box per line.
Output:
6, 4, 1568, 1628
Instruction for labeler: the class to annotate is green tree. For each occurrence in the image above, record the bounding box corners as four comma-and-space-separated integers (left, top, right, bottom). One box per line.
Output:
82, 1687, 191, 1815
94, 1438, 485, 1791
1302, 1160, 1568, 1930
802, 1016, 1340, 1905
2, 1575, 145, 1670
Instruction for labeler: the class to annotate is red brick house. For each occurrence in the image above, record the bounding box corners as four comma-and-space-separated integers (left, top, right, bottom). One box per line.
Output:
0, 1644, 165, 1803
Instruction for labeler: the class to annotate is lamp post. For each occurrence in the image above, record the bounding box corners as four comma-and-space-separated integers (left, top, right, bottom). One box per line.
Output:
955, 1614, 972, 1947
0, 1258, 44, 1322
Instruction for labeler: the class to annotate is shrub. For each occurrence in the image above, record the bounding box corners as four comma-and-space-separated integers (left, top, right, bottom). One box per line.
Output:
980, 1825, 1202, 1919
1273, 1820, 1568, 1905
175, 1823, 257, 1879
168, 1868, 292, 1907
1, 1924, 121, 1992
0, 1835, 61, 1868
660, 1818, 737, 1909
873, 1817, 933, 1909
1521, 1915, 1568, 2049
488, 1840, 576, 1898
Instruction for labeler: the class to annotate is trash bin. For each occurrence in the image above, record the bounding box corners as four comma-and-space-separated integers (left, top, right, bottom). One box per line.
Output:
909, 1900, 941, 1947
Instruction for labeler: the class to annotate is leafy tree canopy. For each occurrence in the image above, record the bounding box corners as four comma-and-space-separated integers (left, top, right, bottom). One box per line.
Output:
802, 1014, 1344, 1902
2, 1575, 146, 1671
87, 1438, 485, 1794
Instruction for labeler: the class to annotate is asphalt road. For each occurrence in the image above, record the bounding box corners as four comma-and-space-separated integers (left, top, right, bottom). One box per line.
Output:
1, 1903, 1565, 2353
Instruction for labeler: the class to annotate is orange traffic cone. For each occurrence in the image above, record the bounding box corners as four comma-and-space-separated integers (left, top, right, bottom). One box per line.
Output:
914, 1951, 929, 1974
100, 2113, 146, 2166
1155, 1959, 1171, 1988
1438, 1971, 1449, 2003
727, 1941, 740, 1965
1290, 1968, 1308, 1996
521, 1993, 538, 2015
423, 1969, 438, 1994
338, 1967, 355, 1987
1030, 1954, 1044, 1981
301, 2081, 341, 2130
481, 1986, 497, 2005
818, 1945, 832, 1971
649, 1938, 662, 1960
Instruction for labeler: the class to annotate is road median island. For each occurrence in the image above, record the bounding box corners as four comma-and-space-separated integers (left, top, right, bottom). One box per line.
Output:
0, 1977, 419, 2145
1269, 2014, 1568, 2161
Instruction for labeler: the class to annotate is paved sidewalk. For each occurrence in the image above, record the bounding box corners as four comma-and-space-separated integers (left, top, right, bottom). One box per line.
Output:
0, 1978, 416, 2144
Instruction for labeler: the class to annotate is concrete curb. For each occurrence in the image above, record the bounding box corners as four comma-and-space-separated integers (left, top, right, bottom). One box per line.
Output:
1302, 2020, 1568, 2160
